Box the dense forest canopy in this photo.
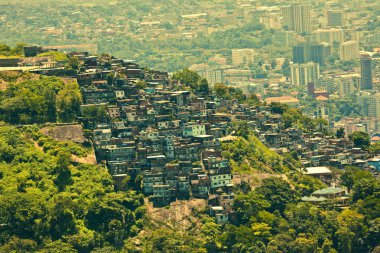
[0,125,145,252]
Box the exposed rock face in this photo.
[40,124,86,143]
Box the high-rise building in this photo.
[281,4,311,34]
[292,44,308,64]
[291,62,320,86]
[190,64,224,85]
[357,92,380,129]
[311,28,344,44]
[364,34,380,44]
[318,77,335,93]
[360,54,373,90]
[334,74,361,96]
[339,41,359,61]
[327,10,344,27]
[308,82,315,96]
[197,68,224,85]
[231,49,255,67]
[292,43,331,67]
[309,43,331,67]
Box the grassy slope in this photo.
[222,134,293,174]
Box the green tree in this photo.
[336,127,345,138]
[269,102,289,115]
[0,75,66,124]
[65,57,79,71]
[349,131,370,150]
[290,234,318,253]
[106,73,115,85]
[251,222,272,242]
[335,227,355,253]
[54,151,73,191]
[173,68,201,90]
[39,240,77,253]
[281,58,291,76]
[369,142,380,155]
[0,236,37,253]
[56,82,82,122]
[214,83,229,98]
[256,177,299,213]
[49,193,78,240]
[367,218,380,248]
[198,78,209,94]
[337,209,367,252]
[351,177,380,203]
[201,221,221,252]
[341,167,372,193]
[231,121,251,139]
[291,173,326,196]
[233,192,271,224]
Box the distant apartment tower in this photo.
[308,82,315,96]
[292,43,331,67]
[339,41,359,61]
[318,77,335,93]
[281,4,311,34]
[334,74,361,96]
[311,28,344,44]
[357,92,380,124]
[327,10,344,27]
[198,68,224,85]
[364,34,380,44]
[232,49,255,67]
[291,62,320,86]
[360,54,373,90]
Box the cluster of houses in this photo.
[68,51,237,223]
[68,50,380,222]
[261,123,369,169]
[11,48,376,223]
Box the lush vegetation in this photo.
[0,125,145,252]
[37,51,69,61]
[32,130,92,158]
[270,102,330,134]
[0,43,25,57]
[349,131,371,150]
[0,74,82,124]
[172,68,209,93]
[122,175,380,253]
[222,132,289,174]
